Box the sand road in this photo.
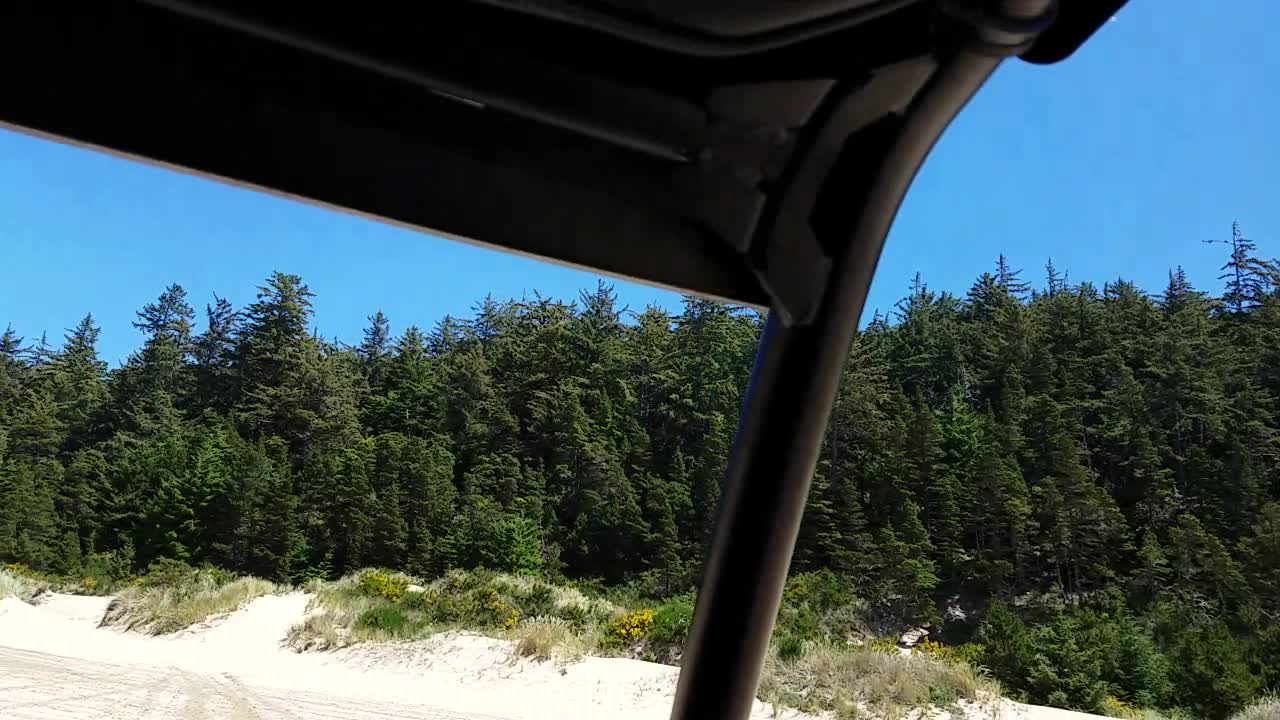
[0,593,519,720]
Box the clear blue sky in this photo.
[0,2,1275,365]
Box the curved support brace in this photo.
[668,3,1055,718]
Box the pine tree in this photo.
[365,325,443,437]
[1131,531,1169,605]
[59,447,108,558]
[1165,514,1247,610]
[1044,258,1066,297]
[1024,396,1129,595]
[130,284,194,396]
[6,381,65,461]
[933,392,979,582]
[0,456,62,569]
[1238,502,1280,616]
[193,294,239,413]
[231,437,298,581]
[1210,221,1275,314]
[366,433,409,568]
[633,471,685,591]
[996,254,1032,300]
[0,326,26,425]
[188,422,238,565]
[399,435,456,576]
[52,314,107,451]
[870,499,938,621]
[892,274,966,405]
[358,310,392,391]
[667,297,756,537]
[135,434,197,564]
[234,272,318,450]
[110,286,198,439]
[969,411,1031,593]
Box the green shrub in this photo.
[613,567,693,601]
[776,570,868,648]
[443,567,495,594]
[558,601,591,631]
[776,604,821,646]
[425,591,466,624]
[358,606,407,633]
[979,601,1178,715]
[80,546,132,583]
[652,594,695,645]
[1108,618,1172,709]
[141,557,197,587]
[399,587,434,612]
[978,601,1034,699]
[69,561,134,595]
[1101,696,1195,720]
[928,684,961,706]
[1022,621,1109,713]
[783,569,860,611]
[565,576,607,598]
[468,586,520,629]
[1167,622,1261,720]
[517,582,558,618]
[775,632,806,662]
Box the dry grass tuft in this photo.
[287,606,362,651]
[0,567,48,602]
[286,576,380,650]
[101,574,282,634]
[511,616,587,662]
[758,644,1000,719]
[1232,697,1280,720]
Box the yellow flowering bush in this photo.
[4,563,38,578]
[913,638,985,668]
[914,638,945,656]
[865,635,901,653]
[1106,695,1136,712]
[608,608,656,643]
[358,570,409,602]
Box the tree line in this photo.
[1,223,1278,714]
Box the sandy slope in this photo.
[0,593,802,719]
[0,592,1107,720]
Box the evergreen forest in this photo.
[2,224,1278,717]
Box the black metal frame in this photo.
[0,1,1121,717]
[671,40,1015,718]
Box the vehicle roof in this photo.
[1,0,1119,324]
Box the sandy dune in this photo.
[0,592,1107,720]
[0,593,802,719]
